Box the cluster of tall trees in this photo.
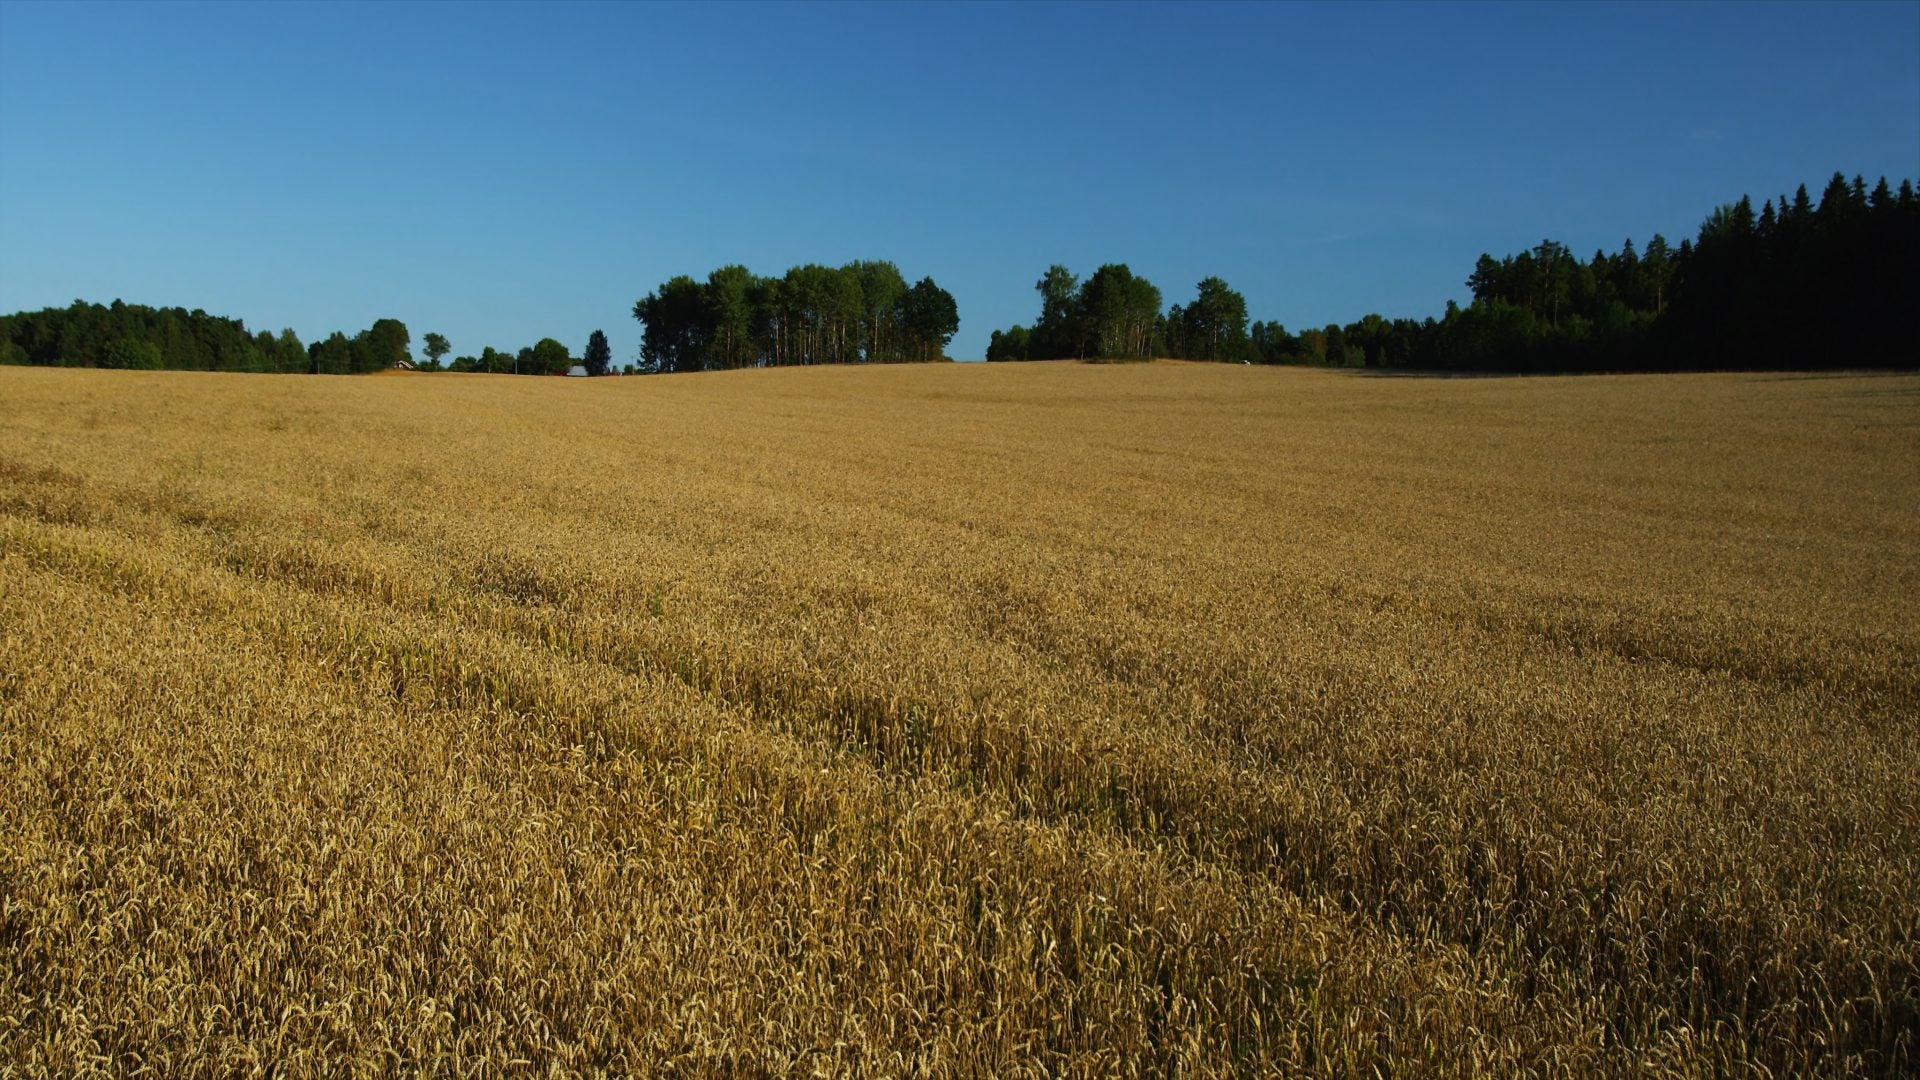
[632,261,959,373]
[988,267,1255,362]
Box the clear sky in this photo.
[2,1,1916,363]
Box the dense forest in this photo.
[631,261,959,372]
[0,300,609,378]
[3,172,1911,375]
[0,300,317,373]
[0,300,418,375]
[987,170,1918,371]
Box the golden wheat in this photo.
[1,362,1915,1076]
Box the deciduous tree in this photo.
[422,332,450,369]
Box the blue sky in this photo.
[2,1,1915,363]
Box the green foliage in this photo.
[583,330,611,377]
[632,261,959,372]
[422,332,451,370]
[306,333,347,374]
[437,336,577,376]
[634,276,709,374]
[1005,266,1267,363]
[1168,277,1251,361]
[529,338,572,376]
[1077,265,1161,360]
[986,325,1031,362]
[304,319,414,374]
[0,300,613,380]
[11,168,1910,380]
[983,170,1911,373]
[101,337,164,369]
[1008,264,1160,361]
[1432,169,1918,370]
[1028,265,1085,359]
[1249,320,1305,364]
[361,319,411,371]
[901,277,960,361]
[850,260,908,363]
[0,299,311,372]
[705,265,755,369]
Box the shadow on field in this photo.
[1340,367,1920,380]
[1340,369,1573,379]
[1749,369,1920,381]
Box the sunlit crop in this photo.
[3,362,1915,1075]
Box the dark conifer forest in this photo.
[989,171,1917,371]
[3,171,1913,373]
[1406,171,1919,372]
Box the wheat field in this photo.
[1,362,1915,1076]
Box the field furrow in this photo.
[3,363,1916,1075]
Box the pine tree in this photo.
[1791,184,1814,223]
[1818,172,1852,220]
[583,330,611,377]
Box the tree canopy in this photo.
[991,267,1250,362]
[632,261,959,373]
[583,330,612,377]
[0,300,315,373]
[421,332,451,370]
[443,336,579,376]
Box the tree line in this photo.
[1387,171,1917,371]
[986,170,1916,371]
[443,336,574,376]
[0,300,425,375]
[5,171,1911,375]
[0,299,628,378]
[0,300,319,372]
[632,261,959,373]
[427,329,620,375]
